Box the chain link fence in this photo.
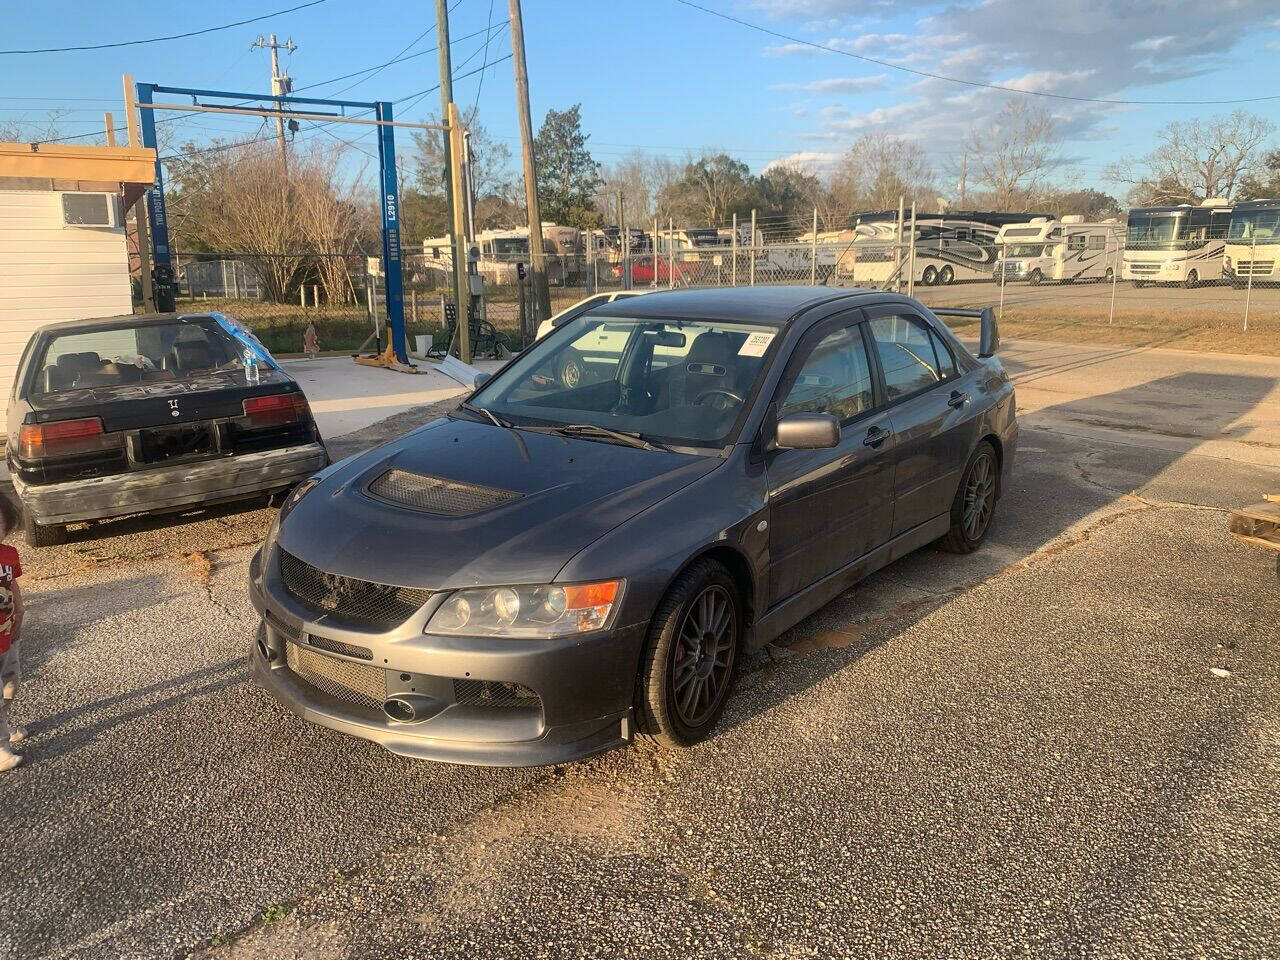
[166,234,1280,361]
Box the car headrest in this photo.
[55,352,105,378]
[167,340,216,371]
[685,332,734,377]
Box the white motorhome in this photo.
[421,227,574,285]
[993,216,1123,284]
[836,210,1051,286]
[1122,199,1231,287]
[1223,198,1280,285]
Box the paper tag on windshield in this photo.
[738,332,775,357]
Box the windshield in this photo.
[1228,209,1280,241]
[489,237,528,256]
[468,313,780,448]
[1126,214,1181,248]
[31,318,250,394]
[1005,244,1046,257]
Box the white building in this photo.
[0,142,155,398]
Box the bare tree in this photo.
[1108,110,1276,204]
[293,145,376,304]
[829,133,934,214]
[962,100,1060,211]
[168,140,326,301]
[658,153,754,226]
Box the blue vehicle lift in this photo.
[130,82,453,370]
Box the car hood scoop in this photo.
[279,417,719,589]
[367,468,522,515]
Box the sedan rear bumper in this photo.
[14,441,328,525]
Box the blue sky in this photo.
[3,0,1280,196]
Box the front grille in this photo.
[306,634,373,661]
[1129,263,1161,275]
[1237,259,1275,276]
[453,678,541,709]
[278,550,432,626]
[286,641,387,710]
[367,468,521,516]
[264,607,300,641]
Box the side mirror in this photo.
[472,371,492,389]
[978,306,1000,358]
[774,412,840,450]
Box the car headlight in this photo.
[426,580,623,637]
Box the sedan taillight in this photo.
[18,417,108,459]
[242,393,309,427]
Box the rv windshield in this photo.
[490,238,529,256]
[1126,214,1181,248]
[1005,244,1045,257]
[1228,209,1280,241]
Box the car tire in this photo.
[635,558,741,748]
[1184,270,1199,289]
[938,265,955,285]
[557,349,585,389]
[938,440,999,555]
[922,265,938,286]
[1027,269,1043,286]
[1104,267,1114,282]
[23,510,68,548]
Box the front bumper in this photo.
[13,441,328,526]
[248,548,647,766]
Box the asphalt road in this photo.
[3,339,1278,960]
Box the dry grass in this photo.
[946,305,1280,357]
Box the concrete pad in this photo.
[277,357,464,437]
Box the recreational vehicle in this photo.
[1224,198,1280,285]
[993,216,1123,284]
[421,228,574,285]
[1122,199,1231,287]
[836,210,1051,286]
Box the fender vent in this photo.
[368,469,521,516]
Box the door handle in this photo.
[947,390,971,408]
[863,426,890,447]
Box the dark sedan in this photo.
[8,312,328,546]
[250,286,1016,765]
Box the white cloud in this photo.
[763,150,843,178]
[758,0,1278,159]
[773,74,888,94]
[763,42,823,57]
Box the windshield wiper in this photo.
[549,423,666,450]
[459,401,512,429]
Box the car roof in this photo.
[590,285,890,327]
[31,311,224,336]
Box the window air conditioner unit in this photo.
[61,192,121,228]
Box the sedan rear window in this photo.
[31,319,248,394]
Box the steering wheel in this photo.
[693,388,744,411]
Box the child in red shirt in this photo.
[0,495,25,772]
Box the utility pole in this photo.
[508,0,552,323]
[251,34,296,165]
[435,0,469,354]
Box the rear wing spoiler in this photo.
[929,306,999,358]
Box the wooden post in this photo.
[447,102,471,363]
[509,0,552,323]
[104,112,116,147]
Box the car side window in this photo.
[868,315,951,400]
[1068,234,1086,251]
[780,324,875,422]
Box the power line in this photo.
[673,0,1280,106]
[0,0,329,56]
[471,0,497,118]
